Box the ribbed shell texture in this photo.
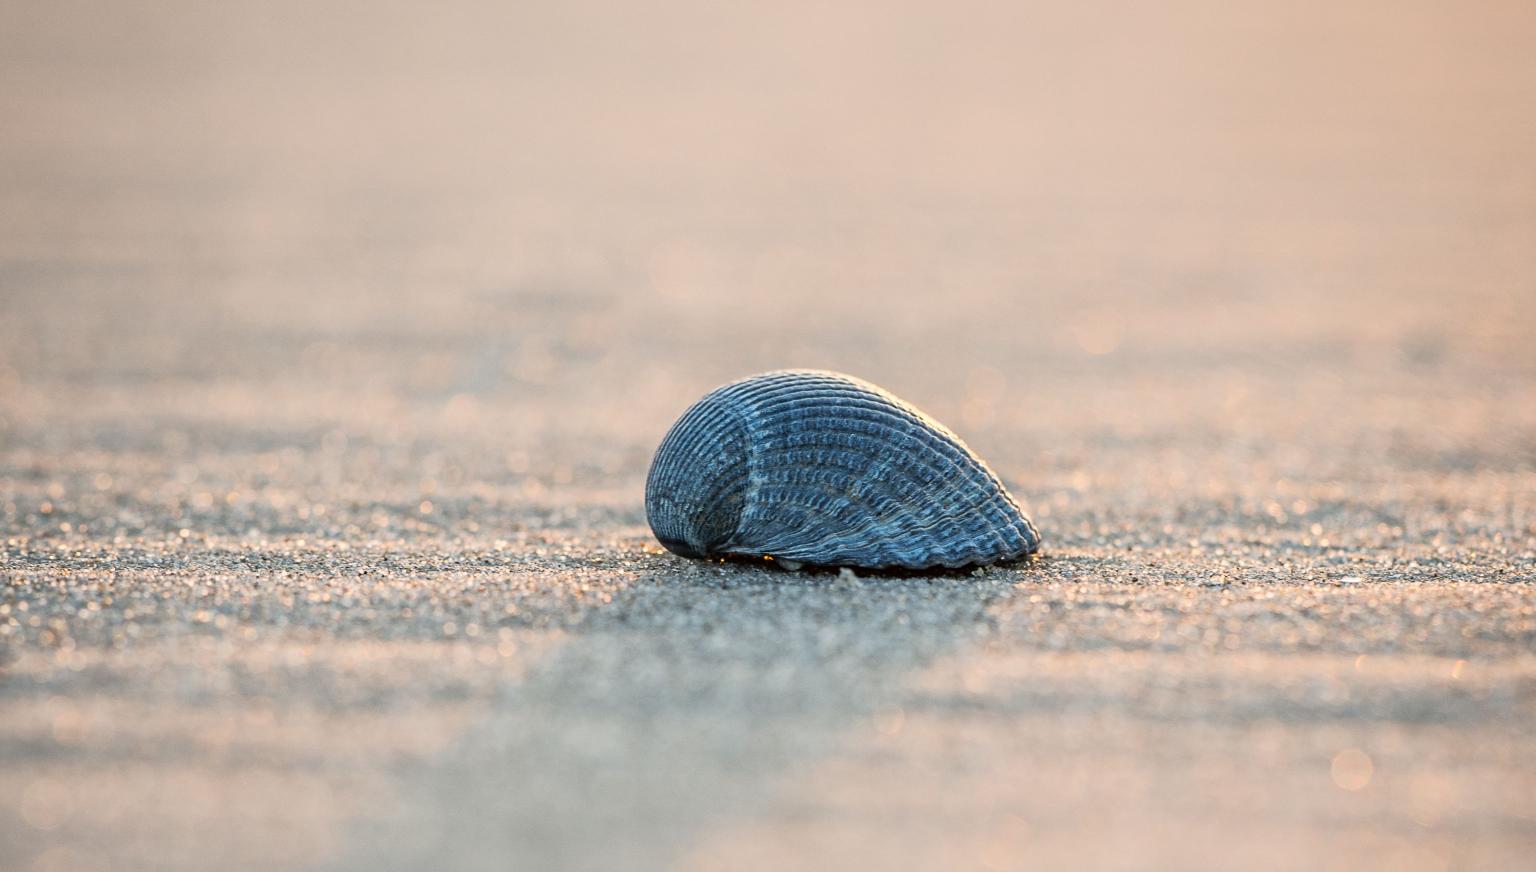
[646,370,1040,569]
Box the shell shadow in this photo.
[330,549,1042,872]
[709,551,1049,580]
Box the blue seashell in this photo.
[645,370,1040,570]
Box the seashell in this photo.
[645,370,1040,570]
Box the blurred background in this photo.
[2,2,1535,870]
[5,0,1533,474]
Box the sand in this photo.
[3,2,1535,870]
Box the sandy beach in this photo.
[3,2,1535,869]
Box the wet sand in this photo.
[3,2,1535,870]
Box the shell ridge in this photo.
[733,437,1019,565]
[645,391,753,555]
[727,379,1030,565]
[727,406,959,560]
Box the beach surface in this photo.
[3,3,1535,870]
